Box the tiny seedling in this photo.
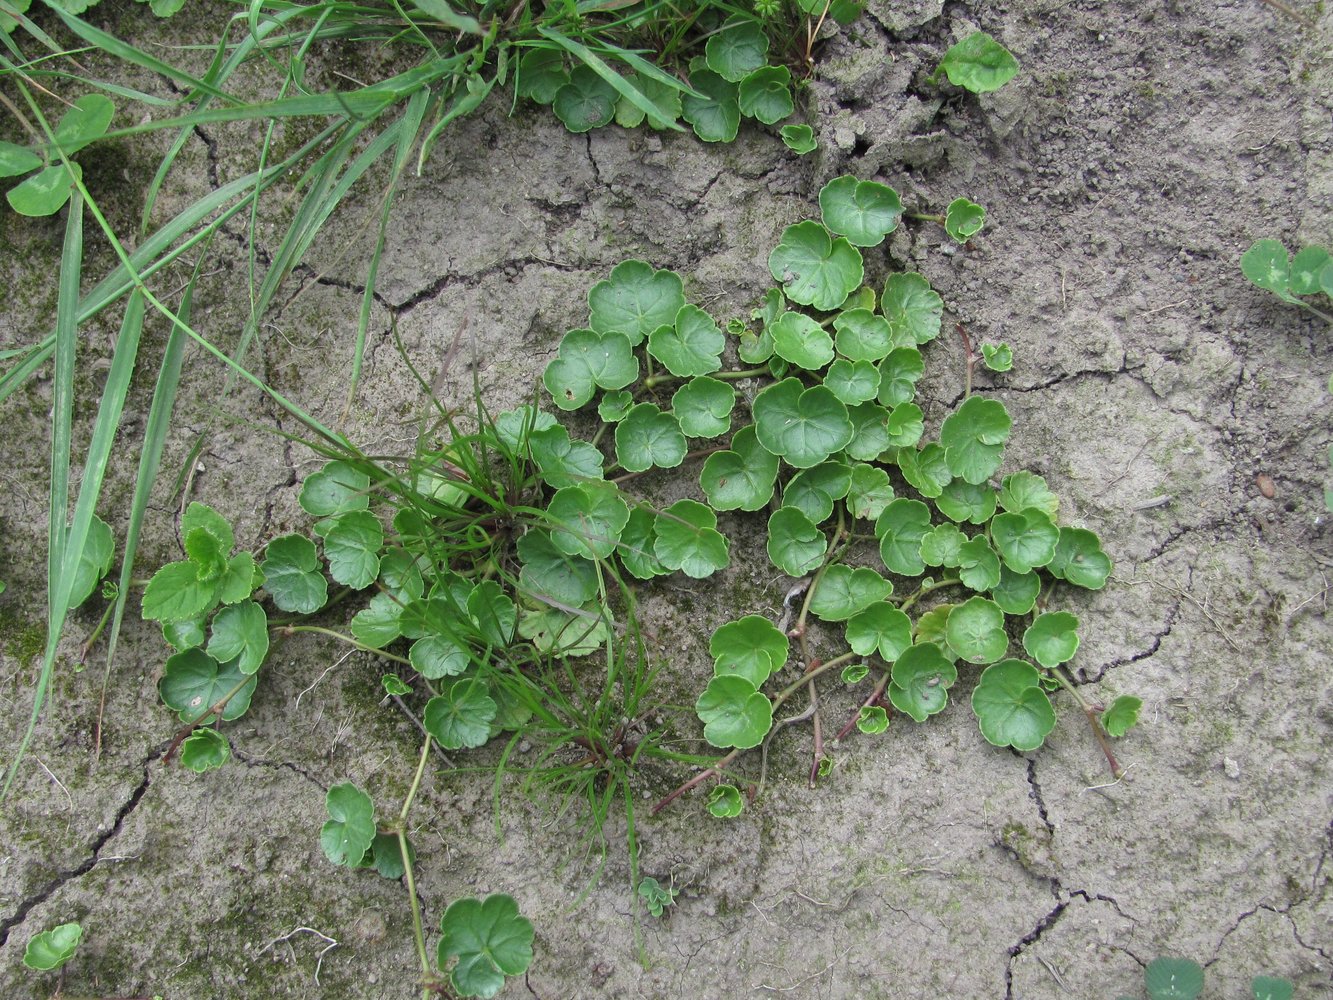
[637,876,680,917]
[1115,956,1294,1000]
[22,921,83,972]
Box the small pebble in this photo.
[1255,473,1276,499]
[1223,757,1241,779]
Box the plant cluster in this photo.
[1116,957,1293,1000]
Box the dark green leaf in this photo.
[588,259,686,345]
[321,782,375,867]
[615,403,687,472]
[944,596,1008,664]
[548,483,630,560]
[206,600,268,675]
[834,308,892,362]
[711,614,789,686]
[1144,957,1204,1000]
[516,48,569,104]
[971,659,1055,751]
[159,647,256,723]
[672,376,735,438]
[437,894,535,999]
[767,506,827,576]
[875,498,931,576]
[889,643,957,721]
[845,603,912,660]
[819,176,903,247]
[648,304,724,376]
[738,65,794,123]
[769,221,864,311]
[752,378,853,469]
[940,396,1011,484]
[425,678,497,750]
[681,69,740,142]
[809,564,892,621]
[261,534,328,614]
[7,162,80,217]
[700,424,779,510]
[552,65,618,132]
[299,460,370,516]
[653,499,730,578]
[771,310,834,370]
[705,18,769,82]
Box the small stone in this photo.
[1223,757,1240,779]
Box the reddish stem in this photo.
[835,673,890,741]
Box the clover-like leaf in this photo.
[321,510,383,589]
[819,176,903,248]
[300,460,370,516]
[207,600,269,675]
[159,648,258,723]
[707,783,745,818]
[649,304,725,376]
[752,377,853,468]
[544,328,639,409]
[180,728,231,772]
[425,678,497,750]
[705,18,769,82]
[0,140,41,178]
[769,221,864,311]
[617,505,669,580]
[700,424,779,511]
[847,463,895,520]
[738,65,794,124]
[780,123,817,153]
[944,197,986,243]
[937,31,1021,93]
[1289,246,1331,295]
[991,507,1059,574]
[809,565,892,622]
[696,674,773,749]
[833,308,892,362]
[783,461,851,523]
[936,480,997,524]
[971,659,1055,751]
[940,395,1011,484]
[767,506,827,576]
[588,260,686,345]
[615,403,687,473]
[682,68,740,142]
[711,614,789,686]
[1240,239,1293,297]
[945,596,1008,664]
[516,48,568,104]
[845,602,912,660]
[882,273,943,346]
[875,498,931,576]
[653,499,729,578]
[771,311,834,370]
[958,536,1002,591]
[529,424,605,488]
[1144,957,1205,1000]
[877,346,924,407]
[548,483,630,560]
[998,471,1059,518]
[991,565,1041,615]
[1047,527,1112,590]
[437,894,534,999]
[22,923,83,972]
[982,342,1013,372]
[552,65,618,132]
[889,643,957,721]
[826,360,881,406]
[51,93,115,155]
[1101,695,1142,738]
[517,528,598,606]
[7,162,80,217]
[672,376,735,438]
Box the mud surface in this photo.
[1,1,1331,997]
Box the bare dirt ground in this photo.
[1,0,1331,997]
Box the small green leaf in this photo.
[672,376,735,438]
[69,514,114,608]
[467,580,516,646]
[700,424,779,511]
[516,48,569,104]
[991,565,1041,615]
[783,460,852,523]
[597,390,634,423]
[771,310,835,370]
[382,674,412,697]
[845,603,912,660]
[991,507,1060,574]
[637,876,679,916]
[945,596,1009,664]
[425,678,497,750]
[262,534,328,614]
[847,462,895,520]
[517,529,598,606]
[22,923,83,972]
[877,346,924,408]
[937,31,1021,93]
[752,377,853,468]
[936,480,997,524]
[711,614,789,686]
[321,510,383,589]
[681,69,740,142]
[896,442,952,497]
[971,659,1055,751]
[940,396,1012,485]
[0,140,41,178]
[180,728,231,773]
[159,648,257,723]
[842,662,870,683]
[409,635,471,679]
[300,461,370,516]
[998,471,1059,518]
[1144,957,1204,1000]
[944,197,986,243]
[544,328,639,410]
[368,831,415,880]
[492,405,557,450]
[696,674,773,749]
[982,342,1013,371]
[615,403,687,472]
[7,162,80,217]
[920,523,966,568]
[618,506,669,579]
[875,498,931,576]
[819,176,903,247]
[1101,695,1142,738]
[163,617,206,651]
[707,783,745,817]
[207,600,269,675]
[767,506,827,576]
[437,895,535,1000]
[1240,239,1292,297]
[350,592,403,648]
[834,308,893,362]
[517,605,608,657]
[552,65,618,132]
[142,560,218,623]
[1289,246,1331,295]
[588,259,686,345]
[649,304,725,376]
[1047,527,1112,590]
[889,643,957,721]
[844,403,892,462]
[218,551,261,605]
[809,564,892,622]
[780,123,817,153]
[614,73,682,130]
[957,536,1002,591]
[884,402,924,449]
[825,359,881,406]
[653,499,730,578]
[1023,611,1079,668]
[705,18,769,82]
[857,706,889,734]
[529,425,605,488]
[769,221,864,312]
[738,65,794,124]
[548,483,630,560]
[882,273,943,346]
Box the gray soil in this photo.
[1,0,1331,997]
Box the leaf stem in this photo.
[641,366,767,389]
[397,735,436,999]
[1045,668,1124,779]
[907,212,945,224]
[834,670,889,742]
[898,576,960,615]
[281,625,412,665]
[1298,299,1333,324]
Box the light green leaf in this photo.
[649,304,725,375]
[262,534,328,614]
[180,729,231,773]
[937,31,1021,93]
[69,514,114,608]
[299,460,370,516]
[944,197,986,242]
[1023,611,1079,668]
[784,461,852,524]
[7,162,80,217]
[218,552,261,605]
[895,443,952,498]
[467,581,516,647]
[771,310,834,370]
[707,783,745,817]
[711,614,789,686]
[529,425,605,488]
[696,674,773,749]
[982,342,1013,371]
[857,706,890,734]
[738,65,794,124]
[672,376,735,438]
[22,923,83,972]
[991,507,1059,573]
[940,395,1011,484]
[780,123,817,153]
[920,523,966,568]
[162,617,206,652]
[653,499,730,578]
[350,592,403,648]
[425,678,497,750]
[588,259,686,345]
[320,782,375,867]
[809,564,892,621]
[884,402,924,449]
[517,605,608,657]
[944,596,1008,664]
[142,560,218,623]
[0,140,41,178]
[492,405,557,450]
[1144,958,1204,1000]
[889,643,957,721]
[752,377,853,468]
[615,403,687,472]
[207,600,268,675]
[1240,239,1292,297]
[437,895,535,1000]
[847,463,895,520]
[1047,527,1112,590]
[845,402,893,461]
[321,510,383,589]
[971,659,1055,751]
[1101,695,1142,738]
[767,506,827,576]
[875,498,931,576]
[1251,976,1294,1000]
[819,176,903,247]
[998,471,1059,518]
[825,359,881,405]
[833,308,892,362]
[597,390,634,423]
[769,221,864,311]
[700,424,779,511]
[882,273,943,346]
[615,73,682,130]
[845,603,912,660]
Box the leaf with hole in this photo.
[1101,695,1142,738]
[711,614,789,686]
[207,600,268,675]
[889,643,957,721]
[752,378,853,469]
[425,678,497,750]
[615,403,687,473]
[944,198,986,242]
[819,176,903,247]
[22,923,83,972]
[940,396,1011,484]
[707,783,745,818]
[588,260,686,345]
[783,460,851,523]
[1047,527,1112,590]
[159,647,257,723]
[937,31,1020,93]
[771,311,834,370]
[696,674,773,749]
[672,376,735,438]
[767,506,827,576]
[1144,957,1204,1000]
[738,65,794,124]
[875,498,932,576]
[700,424,779,511]
[653,499,730,578]
[780,123,817,153]
[548,483,630,560]
[809,564,892,621]
[180,728,231,773]
[544,328,639,410]
[845,603,912,660]
[945,596,1008,664]
[847,463,895,520]
[552,66,619,132]
[437,894,534,999]
[971,659,1055,751]
[705,18,769,82]
[769,222,864,312]
[882,273,943,346]
[681,69,740,142]
[261,534,328,614]
[649,304,725,376]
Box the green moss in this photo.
[0,606,46,668]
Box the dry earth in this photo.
[1,0,1331,998]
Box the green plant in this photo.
[22,921,83,973]
[1115,956,1293,1000]
[933,30,1021,94]
[636,876,679,917]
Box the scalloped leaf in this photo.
[615,403,687,472]
[711,614,789,686]
[653,499,730,578]
[819,176,903,247]
[769,221,864,311]
[971,659,1055,751]
[767,506,827,576]
[696,674,773,749]
[752,377,853,469]
[944,596,1008,664]
[889,643,957,722]
[588,260,686,345]
[700,424,779,511]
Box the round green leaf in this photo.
[696,674,773,749]
[847,462,895,520]
[1240,239,1291,296]
[825,359,881,405]
[845,402,893,461]
[769,221,864,311]
[22,923,83,972]
[752,377,853,468]
[896,442,952,497]
[937,31,1021,93]
[874,498,931,577]
[819,176,903,247]
[889,643,958,721]
[940,395,1012,484]
[7,162,80,217]
[1144,957,1205,1000]
[672,376,735,438]
[543,327,639,410]
[1023,611,1080,668]
[856,705,889,734]
[845,603,912,660]
[207,600,268,675]
[492,405,557,450]
[320,782,375,867]
[528,425,605,488]
[834,308,893,362]
[809,564,892,622]
[945,596,1009,664]
[700,424,779,510]
[882,273,943,346]
[516,48,568,103]
[615,403,687,472]
[163,617,206,652]
[705,18,769,82]
[52,93,115,154]
[179,728,231,772]
[653,499,730,578]
[738,65,794,124]
[425,678,497,750]
[998,471,1059,518]
[783,460,852,523]
[517,528,598,606]
[944,197,986,242]
[682,68,740,142]
[552,66,618,132]
[321,510,383,589]
[437,894,535,999]
[885,402,924,449]
[936,480,997,524]
[597,390,634,423]
[300,460,370,516]
[991,507,1059,573]
[409,635,471,679]
[1048,527,1112,590]
[617,506,668,579]
[991,565,1041,615]
[548,483,630,560]
[767,506,827,576]
[780,123,817,153]
[920,523,966,568]
[1101,695,1142,738]
[261,534,328,613]
[350,591,403,648]
[648,304,725,376]
[518,605,608,658]
[707,783,745,818]
[971,659,1055,751]
[588,260,686,345]
[159,647,257,723]
[958,536,1002,592]
[982,342,1013,371]
[842,661,870,683]
[711,614,789,686]
[771,310,835,370]
[1288,246,1331,295]
[877,346,924,407]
